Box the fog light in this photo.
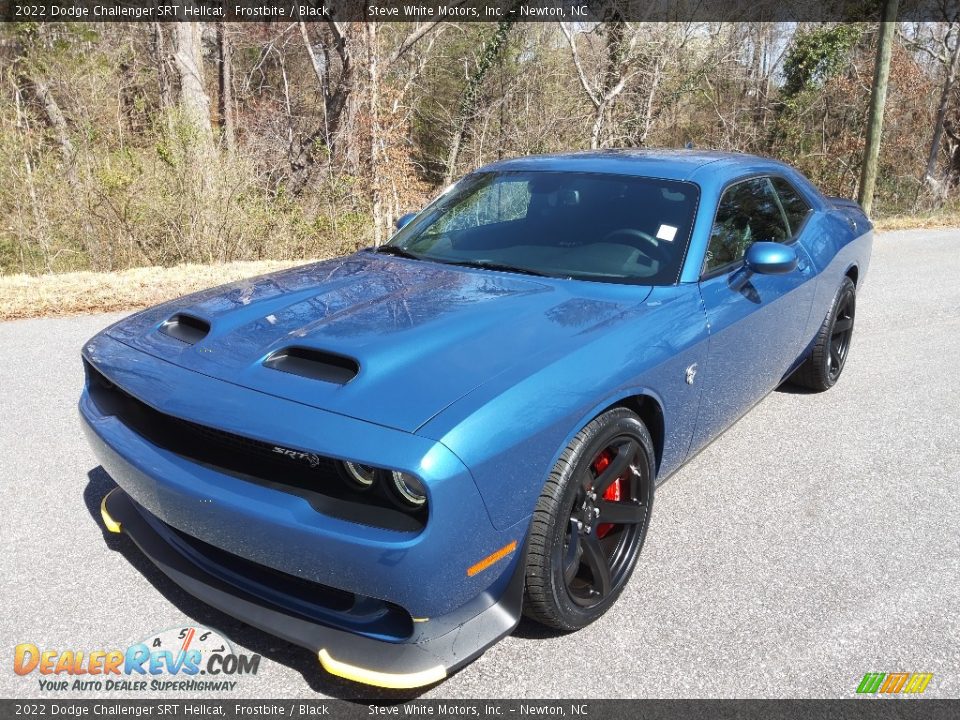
[341,461,376,489]
[391,471,426,508]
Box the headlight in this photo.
[341,461,376,489]
[390,471,427,508]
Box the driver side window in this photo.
[704,177,789,274]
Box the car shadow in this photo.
[83,467,437,703]
[774,382,819,395]
[510,618,568,640]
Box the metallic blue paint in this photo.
[395,211,418,230]
[745,242,799,275]
[79,149,872,682]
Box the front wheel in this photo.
[791,276,857,391]
[523,407,655,631]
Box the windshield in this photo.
[386,171,699,285]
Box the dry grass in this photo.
[1,210,958,322]
[873,210,960,231]
[0,259,313,321]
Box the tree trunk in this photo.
[217,22,235,154]
[171,20,213,146]
[289,22,356,194]
[562,20,633,151]
[590,103,607,149]
[298,20,330,144]
[152,22,174,123]
[366,22,385,246]
[857,0,899,217]
[30,77,74,164]
[638,58,661,145]
[943,119,960,187]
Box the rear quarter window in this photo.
[771,177,812,237]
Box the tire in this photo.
[523,407,655,631]
[791,276,857,392]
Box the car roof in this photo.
[475,148,792,184]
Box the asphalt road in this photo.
[1,229,958,700]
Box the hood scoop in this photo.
[263,346,359,385]
[159,313,211,345]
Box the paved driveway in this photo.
[1,229,957,699]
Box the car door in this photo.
[689,176,816,454]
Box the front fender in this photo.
[421,286,709,529]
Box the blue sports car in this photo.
[81,150,871,689]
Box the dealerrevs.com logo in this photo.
[14,626,261,692]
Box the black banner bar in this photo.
[2,699,960,720]
[0,0,958,23]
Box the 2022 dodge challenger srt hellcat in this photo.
[81,150,871,689]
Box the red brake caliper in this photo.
[592,449,621,539]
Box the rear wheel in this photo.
[523,407,655,631]
[791,276,856,392]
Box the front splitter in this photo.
[100,487,526,689]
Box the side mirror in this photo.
[744,242,798,275]
[395,212,418,231]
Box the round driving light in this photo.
[341,461,377,489]
[391,471,427,508]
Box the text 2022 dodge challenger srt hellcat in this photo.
[81,150,871,689]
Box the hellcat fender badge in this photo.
[685,363,698,385]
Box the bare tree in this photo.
[291,20,443,195]
[29,77,74,164]
[171,20,213,145]
[561,20,640,148]
[151,22,175,120]
[444,19,515,184]
[903,20,960,195]
[859,1,899,216]
[217,22,235,154]
[367,22,385,244]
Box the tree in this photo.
[561,18,639,149]
[905,20,960,195]
[217,22,235,154]
[858,0,900,216]
[171,20,213,146]
[444,18,515,184]
[291,20,442,196]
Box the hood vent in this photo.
[159,313,211,345]
[264,346,359,385]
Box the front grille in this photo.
[84,360,425,532]
[181,417,340,476]
[159,518,413,641]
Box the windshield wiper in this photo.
[436,259,552,278]
[369,245,422,260]
[371,247,552,277]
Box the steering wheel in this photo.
[601,228,669,264]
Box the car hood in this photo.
[106,253,652,432]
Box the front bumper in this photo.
[101,488,524,688]
[80,332,528,687]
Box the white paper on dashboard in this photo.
[656,224,678,242]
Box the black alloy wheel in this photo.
[791,276,857,391]
[524,407,655,631]
[827,287,855,383]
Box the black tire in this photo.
[791,276,857,392]
[523,407,655,631]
